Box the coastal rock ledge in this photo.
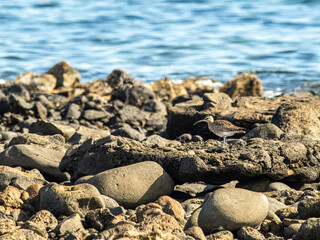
[1,62,320,239]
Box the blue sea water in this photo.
[0,0,320,96]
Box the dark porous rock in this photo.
[14,72,57,94]
[111,124,146,141]
[142,99,167,114]
[85,208,124,232]
[198,188,269,233]
[0,229,46,240]
[285,223,301,239]
[39,183,105,218]
[237,226,266,240]
[275,207,299,220]
[107,69,156,107]
[54,213,84,237]
[29,120,75,140]
[271,98,320,140]
[135,203,185,238]
[220,73,263,99]
[61,132,320,185]
[167,95,288,139]
[83,161,174,208]
[242,123,284,140]
[22,210,58,238]
[0,144,68,182]
[8,133,66,150]
[206,230,234,240]
[47,61,80,88]
[0,91,11,115]
[0,165,47,191]
[264,189,315,206]
[298,197,320,219]
[293,218,320,240]
[9,94,34,112]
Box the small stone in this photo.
[35,101,47,120]
[54,213,84,236]
[83,109,111,121]
[206,230,234,240]
[111,124,145,141]
[243,123,283,140]
[185,226,206,240]
[267,197,287,213]
[198,188,269,233]
[275,207,299,220]
[156,195,185,224]
[14,72,57,93]
[0,229,46,240]
[285,223,301,239]
[1,131,18,141]
[64,103,81,120]
[237,226,266,240]
[0,218,17,235]
[268,182,291,192]
[0,186,23,208]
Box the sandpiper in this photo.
[194,115,246,148]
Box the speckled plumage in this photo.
[194,115,245,148]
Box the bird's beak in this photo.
[193,119,207,126]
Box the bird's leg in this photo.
[221,136,226,149]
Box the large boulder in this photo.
[47,61,80,88]
[198,188,269,233]
[0,144,68,182]
[39,183,106,217]
[271,99,320,140]
[14,72,57,94]
[82,161,175,208]
[220,73,263,99]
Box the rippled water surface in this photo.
[1,0,320,95]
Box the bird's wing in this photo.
[215,120,245,131]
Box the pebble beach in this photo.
[0,61,320,239]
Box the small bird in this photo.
[194,115,246,148]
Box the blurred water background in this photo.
[0,0,320,96]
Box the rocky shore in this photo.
[0,61,320,239]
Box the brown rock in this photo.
[156,195,185,224]
[0,186,23,208]
[220,73,263,98]
[22,210,58,238]
[47,61,80,88]
[271,99,320,140]
[14,72,57,94]
[0,219,17,235]
[206,230,234,240]
[151,77,187,101]
[0,229,46,240]
[237,226,266,240]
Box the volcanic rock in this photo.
[220,73,263,98]
[47,61,80,88]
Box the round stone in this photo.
[198,188,269,233]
